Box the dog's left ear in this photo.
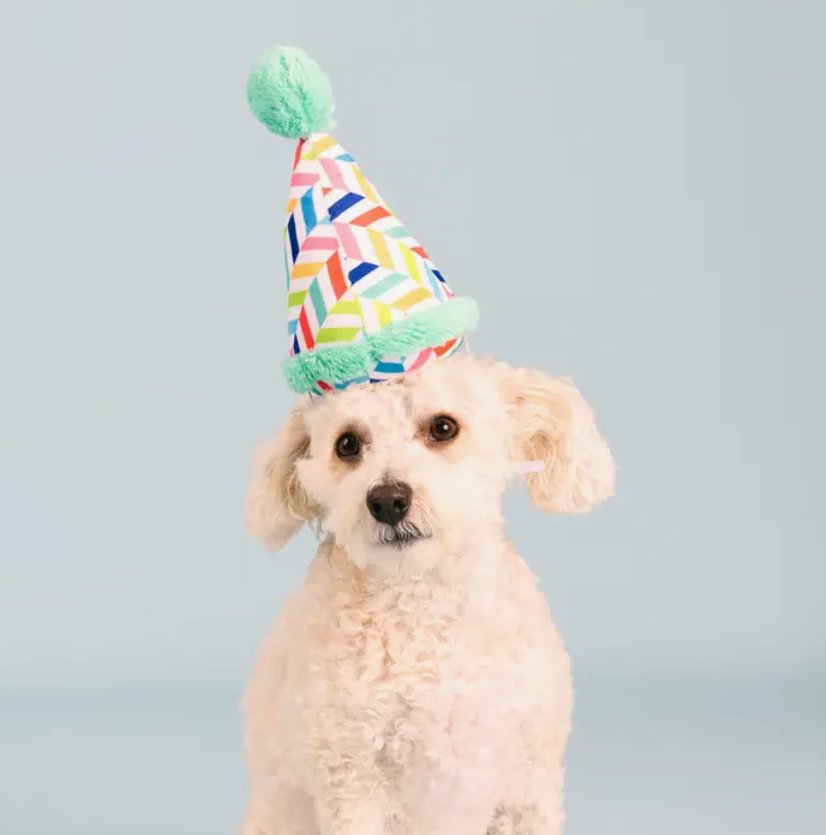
[500,366,615,513]
[244,405,319,550]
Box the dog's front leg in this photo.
[315,799,385,835]
[312,736,386,835]
[487,767,564,835]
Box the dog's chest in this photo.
[322,580,539,773]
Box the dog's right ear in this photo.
[244,405,318,550]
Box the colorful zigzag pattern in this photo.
[283,132,463,394]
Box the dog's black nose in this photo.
[366,482,412,526]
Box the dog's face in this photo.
[245,355,615,568]
[292,357,516,566]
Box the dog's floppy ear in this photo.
[244,405,318,550]
[501,366,615,514]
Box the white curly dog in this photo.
[240,354,614,835]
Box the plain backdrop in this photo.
[1,1,823,833]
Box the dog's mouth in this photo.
[374,522,431,549]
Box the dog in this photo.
[239,353,614,835]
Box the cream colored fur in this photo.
[240,355,614,835]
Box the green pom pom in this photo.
[247,46,335,139]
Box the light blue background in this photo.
[1,1,823,833]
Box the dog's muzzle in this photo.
[366,481,431,548]
[374,521,430,549]
[366,481,412,527]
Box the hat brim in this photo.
[281,297,479,394]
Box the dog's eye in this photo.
[429,415,460,443]
[334,432,361,461]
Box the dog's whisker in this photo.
[373,519,432,548]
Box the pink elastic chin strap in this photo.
[512,460,544,476]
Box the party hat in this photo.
[247,46,478,395]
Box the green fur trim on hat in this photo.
[282,297,479,393]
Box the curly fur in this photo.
[240,355,614,835]
[244,406,318,550]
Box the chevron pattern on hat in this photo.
[281,132,476,394]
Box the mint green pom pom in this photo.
[247,46,335,139]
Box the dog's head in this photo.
[245,355,614,567]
